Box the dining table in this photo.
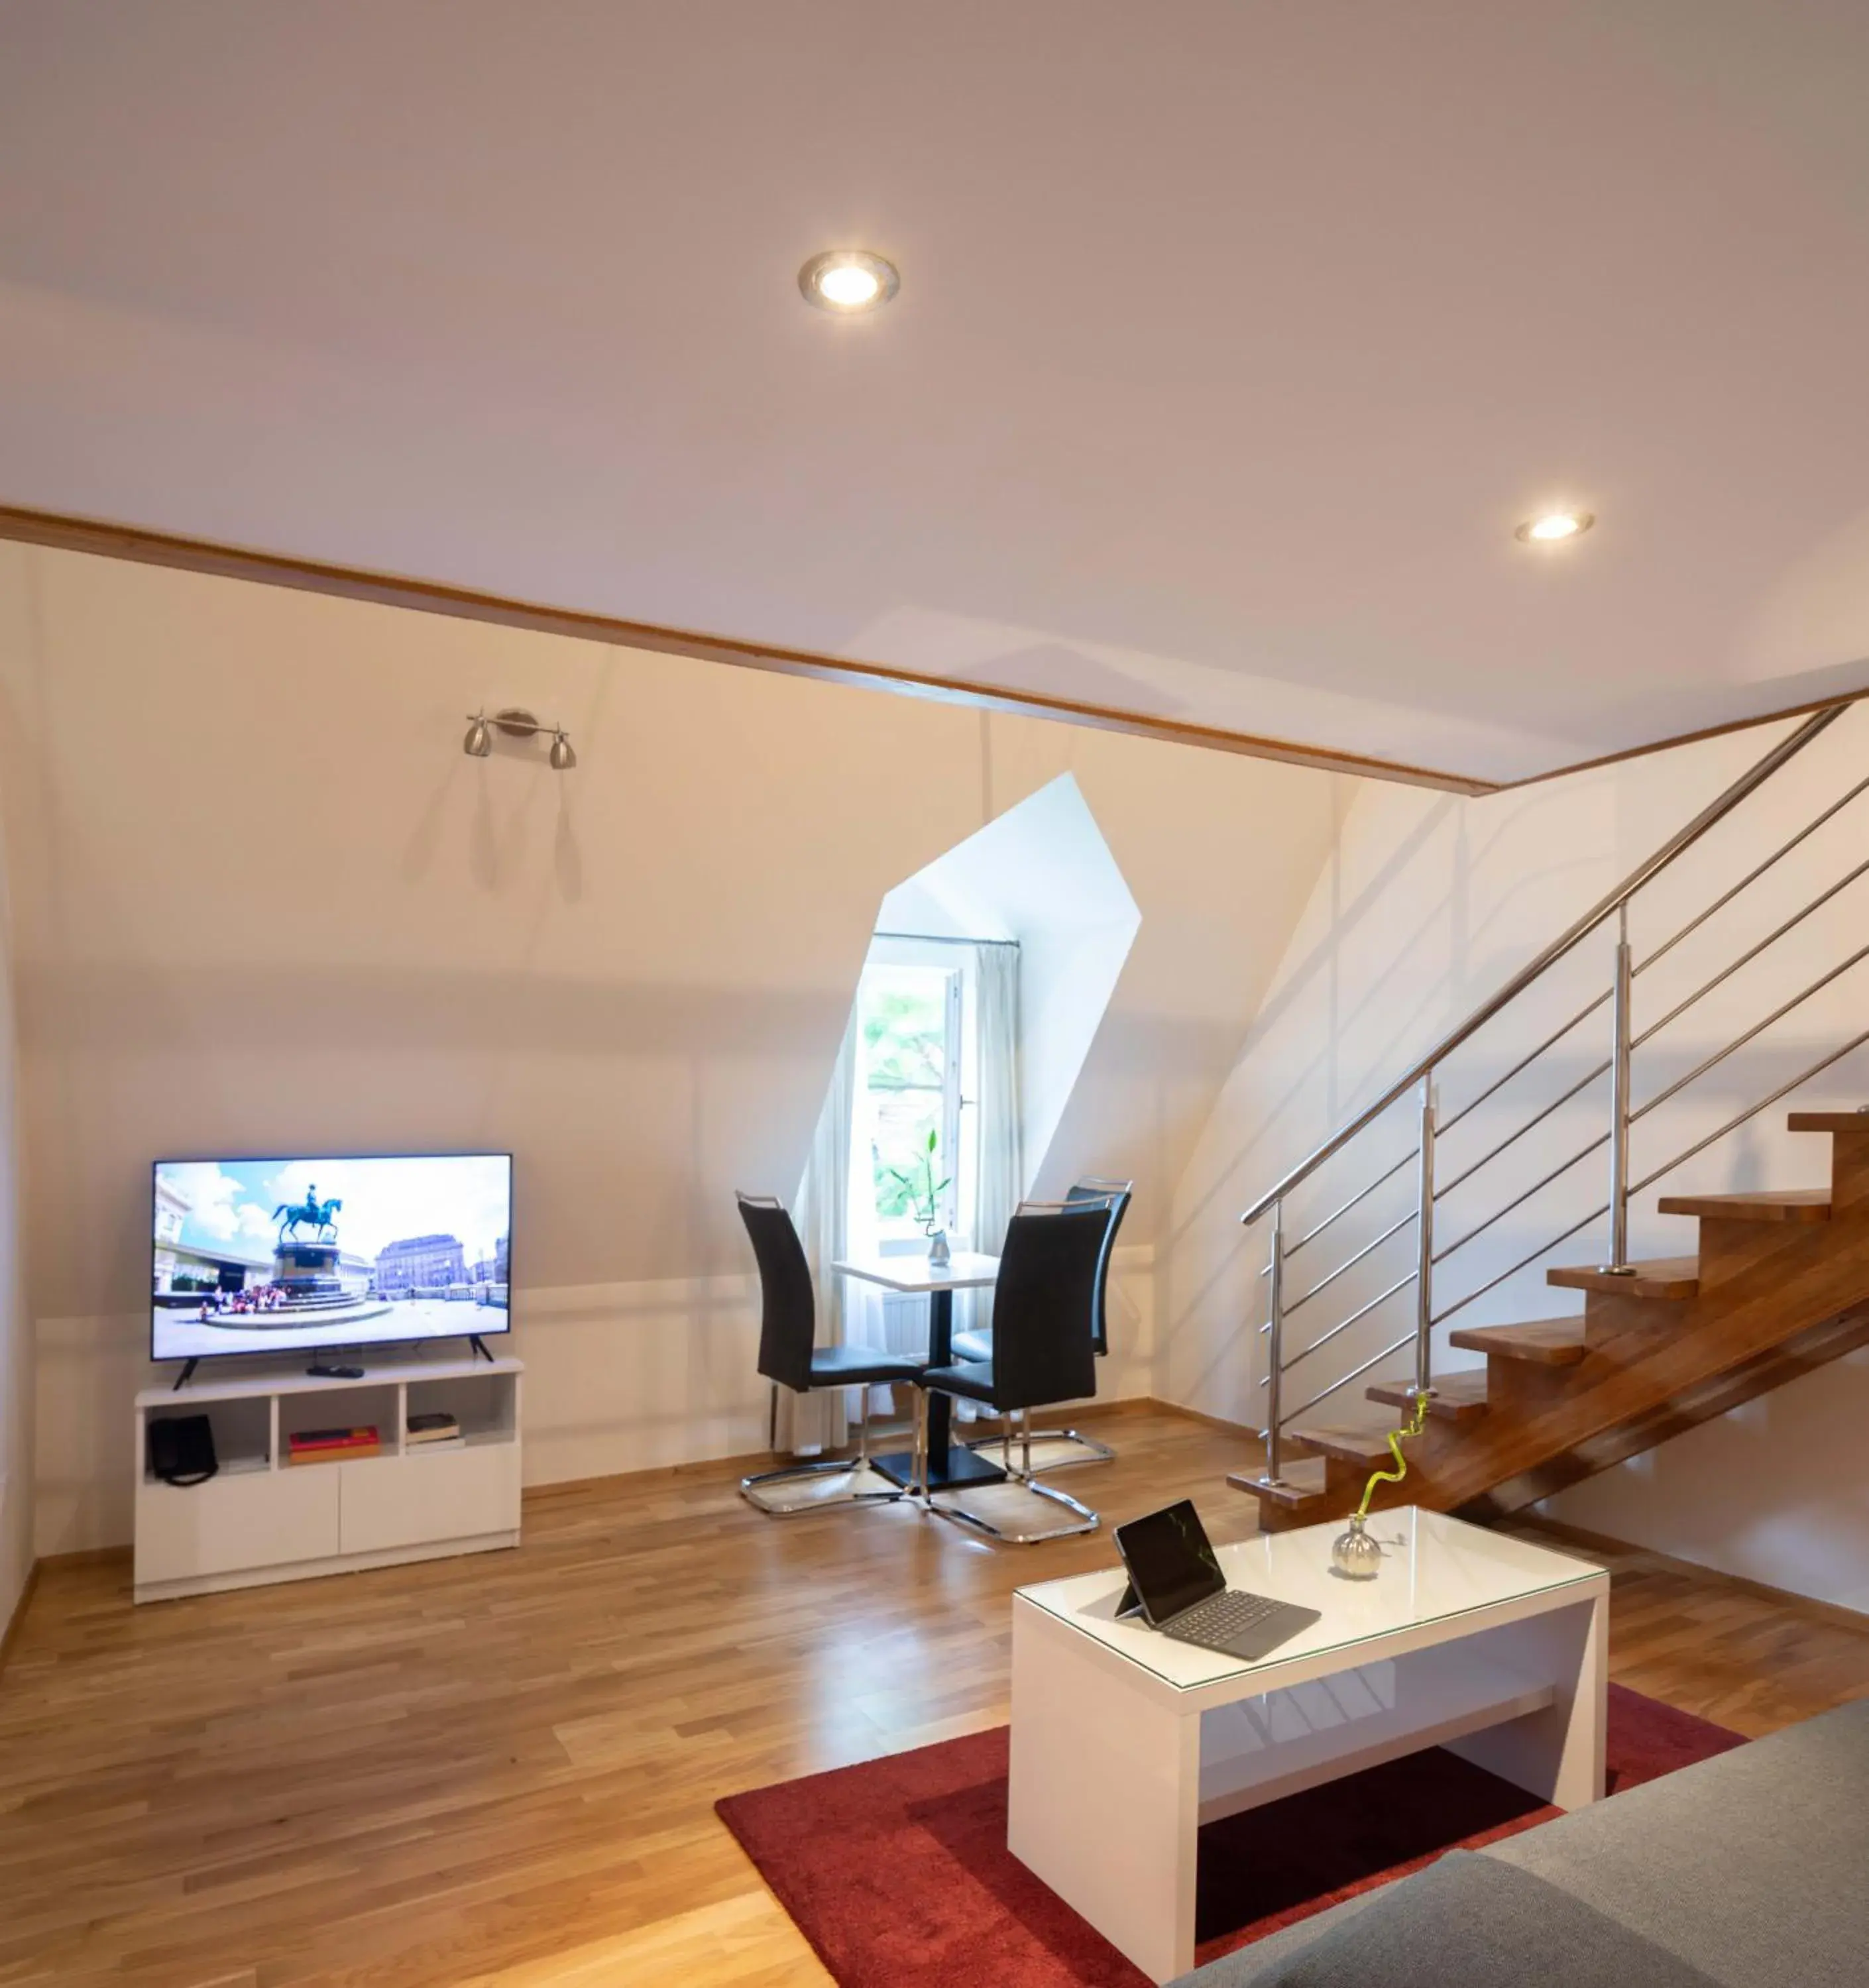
[830,1250,1004,1490]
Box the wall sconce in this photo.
[463,708,576,770]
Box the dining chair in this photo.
[958,1177,1133,1470]
[912,1200,1105,1543]
[735,1192,925,1515]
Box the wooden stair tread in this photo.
[1447,1319,1588,1365]
[1286,1422,1398,1466]
[1546,1256,1700,1300]
[1227,1455,1327,1508]
[1656,1188,1831,1224]
[1787,1110,1869,1132]
[1369,1371,1489,1423]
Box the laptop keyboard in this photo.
[1170,1588,1290,1651]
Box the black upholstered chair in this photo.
[913,1200,1107,1542]
[736,1193,925,1515]
[955,1176,1132,1467]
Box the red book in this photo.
[289,1425,379,1451]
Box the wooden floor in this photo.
[3,1402,1866,1988]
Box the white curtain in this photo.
[779,1004,858,1454]
[967,940,1023,1344]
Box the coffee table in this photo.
[1008,1507,1607,1983]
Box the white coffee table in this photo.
[1008,1507,1607,1984]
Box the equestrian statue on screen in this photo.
[274,1188,343,1242]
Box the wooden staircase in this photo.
[1231,1111,1869,1530]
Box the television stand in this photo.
[170,1358,199,1392]
[134,1354,524,1603]
[467,1333,496,1364]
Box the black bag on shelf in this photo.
[148,1413,219,1487]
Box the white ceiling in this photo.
[4,1,1869,782]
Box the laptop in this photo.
[1113,1500,1321,1661]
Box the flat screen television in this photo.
[152,1153,512,1365]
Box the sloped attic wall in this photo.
[876,773,1141,1196]
[0,543,1339,1549]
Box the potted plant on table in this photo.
[890,1129,954,1266]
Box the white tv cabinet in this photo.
[134,1355,522,1604]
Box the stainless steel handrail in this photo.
[1436,985,1613,1137]
[1637,769,1869,974]
[1240,698,1864,1488]
[1283,1150,1416,1258]
[1238,706,1844,1229]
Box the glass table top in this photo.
[1015,1507,1605,1692]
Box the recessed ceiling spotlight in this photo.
[1515,509,1595,544]
[798,249,899,313]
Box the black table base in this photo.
[872,1280,1005,1492]
[870,1442,1005,1492]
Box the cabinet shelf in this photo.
[134,1356,523,1602]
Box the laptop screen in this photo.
[1114,1499,1227,1626]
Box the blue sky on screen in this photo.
[156,1156,510,1265]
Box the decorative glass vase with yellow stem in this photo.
[1331,1392,1430,1578]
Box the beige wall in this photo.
[1165,713,1869,1611]
[0,681,27,1629]
[0,545,1339,1551]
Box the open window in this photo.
[857,938,977,1248]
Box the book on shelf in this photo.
[406,1411,461,1444]
[287,1425,380,1464]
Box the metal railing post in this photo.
[1414,1075,1436,1396]
[1264,1200,1286,1482]
[1602,903,1636,1274]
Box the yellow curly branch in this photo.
[1356,1391,1431,1519]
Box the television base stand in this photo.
[170,1358,199,1392]
[468,1333,496,1364]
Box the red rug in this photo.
[716,1684,1743,1988]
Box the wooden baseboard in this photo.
[0,1561,40,1675]
[1511,1514,1869,1631]
[526,1394,1168,1506]
[1141,1396,1261,1441]
[36,1544,132,1573]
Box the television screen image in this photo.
[152,1154,512,1363]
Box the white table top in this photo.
[1015,1506,1604,1696]
[830,1250,1000,1293]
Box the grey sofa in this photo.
[1174,1698,1869,1987]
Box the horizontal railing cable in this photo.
[1436,989,1613,1138]
[1634,852,1869,1049]
[1238,707,1844,1226]
[1637,769,1869,976]
[1434,1057,1612,1198]
[1430,1202,1609,1327]
[1432,1131,1610,1264]
[1631,942,1869,1124]
[1282,1212,1415,1315]
[1266,1272,1418,1378]
[1631,1026,1869,1197]
[1278,1331,1417,1426]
